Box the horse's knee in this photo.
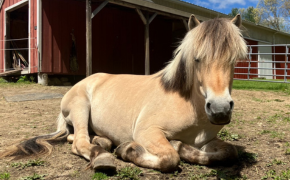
[116,141,179,172]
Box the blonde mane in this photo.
[160,18,248,99]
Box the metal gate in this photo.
[234,44,290,83]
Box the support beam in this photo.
[91,0,108,19]
[149,13,157,24]
[136,10,157,75]
[136,9,146,25]
[145,15,150,75]
[182,19,189,31]
[86,0,92,76]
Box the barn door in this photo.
[258,42,273,79]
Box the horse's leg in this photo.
[170,138,238,166]
[65,100,116,171]
[115,128,180,172]
[67,134,113,151]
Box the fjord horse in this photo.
[0,14,247,172]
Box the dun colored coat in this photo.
[0,14,247,172]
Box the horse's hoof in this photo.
[92,153,116,171]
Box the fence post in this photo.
[286,45,288,82]
[247,46,252,80]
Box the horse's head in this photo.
[187,15,247,125]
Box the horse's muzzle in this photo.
[205,100,234,125]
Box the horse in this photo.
[0,14,247,172]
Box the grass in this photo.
[0,77,36,89]
[266,159,285,167]
[91,172,108,180]
[285,149,290,155]
[233,80,290,94]
[0,172,10,180]
[190,170,217,179]
[117,167,142,180]
[238,150,258,163]
[259,129,285,139]
[217,129,240,141]
[20,173,46,180]
[11,159,45,169]
[262,169,290,179]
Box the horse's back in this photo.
[61,73,160,145]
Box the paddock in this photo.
[0,83,289,179]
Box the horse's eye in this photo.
[195,59,200,62]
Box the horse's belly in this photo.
[90,112,134,146]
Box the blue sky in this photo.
[182,0,259,14]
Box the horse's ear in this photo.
[231,14,242,27]
[188,14,200,30]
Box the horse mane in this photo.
[160,17,248,99]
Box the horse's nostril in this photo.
[206,102,211,110]
[229,101,234,110]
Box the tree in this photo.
[228,7,257,23]
[228,8,239,17]
[282,0,290,17]
[255,0,289,32]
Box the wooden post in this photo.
[182,19,189,31]
[86,0,92,77]
[91,0,108,19]
[145,14,150,75]
[136,9,157,75]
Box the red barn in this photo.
[1,0,290,83]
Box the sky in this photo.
[182,0,260,15]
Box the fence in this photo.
[0,38,37,73]
[234,44,290,83]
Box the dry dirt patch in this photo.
[0,84,289,179]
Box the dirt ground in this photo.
[0,83,290,180]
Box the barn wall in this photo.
[234,39,258,79]
[41,0,174,75]
[273,46,290,80]
[0,0,38,73]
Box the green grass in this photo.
[217,129,240,141]
[20,173,46,180]
[117,167,142,180]
[262,169,290,179]
[0,172,10,180]
[285,148,290,155]
[233,80,290,94]
[0,77,36,88]
[91,172,108,180]
[11,159,45,169]
[238,151,258,163]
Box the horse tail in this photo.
[0,113,70,160]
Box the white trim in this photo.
[4,0,29,72]
[257,42,273,79]
[244,37,271,45]
[37,0,42,72]
[4,11,6,71]
[28,0,30,73]
[4,0,28,12]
